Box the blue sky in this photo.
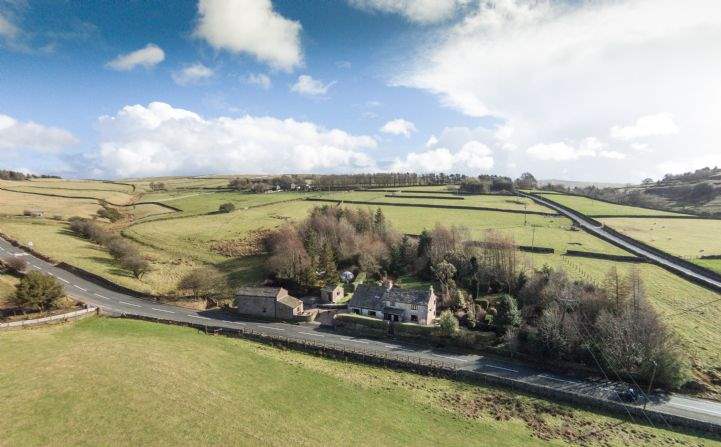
[1,0,720,181]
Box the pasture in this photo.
[323,190,551,213]
[0,317,711,447]
[536,193,688,217]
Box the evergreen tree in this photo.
[319,241,338,285]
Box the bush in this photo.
[178,268,224,299]
[4,256,28,274]
[218,203,236,213]
[12,271,64,311]
[120,255,150,279]
[105,237,136,259]
[494,294,521,334]
[436,310,459,337]
[97,206,123,222]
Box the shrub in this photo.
[106,237,136,260]
[12,272,64,311]
[4,256,28,274]
[97,206,123,222]
[120,255,150,279]
[436,310,459,337]
[218,203,236,213]
[178,268,224,299]
[494,294,521,334]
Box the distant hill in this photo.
[538,179,630,189]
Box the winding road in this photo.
[2,236,721,432]
[521,192,721,292]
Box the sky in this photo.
[1,0,720,182]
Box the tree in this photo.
[97,206,123,222]
[494,294,521,334]
[603,266,629,311]
[4,256,28,274]
[437,310,459,337]
[515,172,538,190]
[179,268,223,300]
[218,203,235,213]
[12,272,64,311]
[318,241,338,284]
[432,260,457,295]
[120,255,150,279]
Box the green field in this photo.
[138,190,313,217]
[537,193,688,217]
[0,317,713,446]
[323,190,552,213]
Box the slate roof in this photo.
[349,284,433,311]
[235,287,283,299]
[322,284,343,292]
[278,294,303,308]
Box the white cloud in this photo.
[631,142,651,152]
[106,43,165,71]
[380,118,417,137]
[242,73,272,89]
[394,0,721,181]
[0,113,77,152]
[599,150,627,160]
[95,102,377,177]
[526,142,580,161]
[291,75,335,96]
[348,0,467,24]
[0,13,19,39]
[425,135,438,147]
[194,0,302,72]
[391,140,493,173]
[335,60,352,69]
[610,113,679,140]
[172,63,214,85]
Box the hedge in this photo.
[334,313,388,329]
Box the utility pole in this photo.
[644,360,658,411]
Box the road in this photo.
[2,237,721,431]
[521,192,721,292]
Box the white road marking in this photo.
[258,325,284,331]
[119,301,142,308]
[538,374,578,385]
[384,345,399,349]
[57,277,69,284]
[73,285,87,292]
[188,314,212,320]
[31,264,42,270]
[299,331,324,337]
[93,293,110,300]
[230,321,246,325]
[151,308,174,314]
[485,364,519,373]
[341,337,369,344]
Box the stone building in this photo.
[348,283,437,325]
[234,287,303,320]
[320,284,344,303]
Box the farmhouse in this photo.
[348,283,437,325]
[321,284,344,303]
[234,287,303,320]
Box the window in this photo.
[353,308,360,314]
[411,315,418,322]
[411,304,418,310]
[369,311,376,317]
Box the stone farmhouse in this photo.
[348,283,437,325]
[320,284,344,303]
[234,287,303,320]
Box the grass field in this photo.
[139,190,312,217]
[0,188,102,219]
[323,191,551,213]
[0,317,714,446]
[536,193,688,217]
[0,273,18,308]
[599,217,721,259]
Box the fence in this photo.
[0,307,97,331]
[305,198,558,216]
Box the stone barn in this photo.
[234,287,303,320]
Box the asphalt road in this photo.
[2,237,721,430]
[522,192,721,292]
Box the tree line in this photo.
[0,169,60,181]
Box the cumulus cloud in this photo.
[610,113,679,140]
[348,0,467,24]
[380,118,417,137]
[394,0,721,181]
[242,73,272,89]
[0,113,77,152]
[526,138,627,161]
[172,63,214,85]
[391,140,493,173]
[194,0,302,71]
[106,43,165,71]
[95,102,377,178]
[291,75,335,96]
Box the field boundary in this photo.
[305,198,558,216]
[113,312,721,435]
[0,307,97,331]
[385,194,465,200]
[564,250,646,263]
[591,214,719,220]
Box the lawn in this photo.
[536,193,688,217]
[323,190,552,213]
[0,317,713,446]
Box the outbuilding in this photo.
[234,287,304,320]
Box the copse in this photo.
[218,203,235,213]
